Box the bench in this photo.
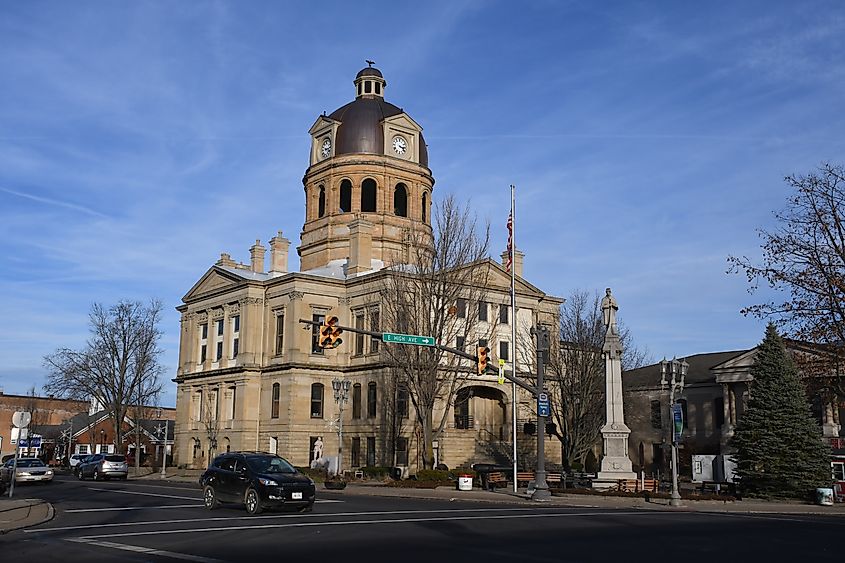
[487,472,508,489]
[516,472,562,487]
[618,478,658,493]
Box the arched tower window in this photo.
[394,183,408,217]
[421,192,428,223]
[318,186,326,218]
[361,178,377,212]
[340,179,352,213]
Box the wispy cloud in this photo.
[0,187,109,218]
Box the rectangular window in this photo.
[275,313,284,355]
[193,390,203,421]
[650,400,662,429]
[311,313,325,354]
[355,313,365,355]
[367,382,377,418]
[456,298,466,318]
[232,338,239,359]
[231,315,240,359]
[311,383,324,418]
[396,436,409,466]
[370,310,380,353]
[714,397,724,428]
[269,436,278,455]
[228,386,237,420]
[499,341,509,361]
[216,341,223,361]
[397,385,409,419]
[78,444,89,455]
[352,384,362,419]
[351,437,361,467]
[232,315,240,333]
[456,336,465,351]
[366,436,376,467]
[217,319,224,336]
[478,301,488,322]
[679,400,688,430]
[201,323,208,339]
[200,344,207,363]
[499,305,509,324]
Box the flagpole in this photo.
[510,184,518,493]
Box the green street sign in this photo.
[382,332,436,347]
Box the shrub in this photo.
[415,469,452,483]
[360,466,391,479]
[296,467,327,482]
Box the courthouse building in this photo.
[173,66,563,472]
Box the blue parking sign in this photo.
[538,392,550,417]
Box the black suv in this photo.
[199,452,316,515]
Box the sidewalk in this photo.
[0,498,53,534]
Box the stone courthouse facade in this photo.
[173,66,562,472]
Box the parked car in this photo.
[77,453,128,481]
[1,458,54,484]
[69,454,92,468]
[199,452,316,515]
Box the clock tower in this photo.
[299,64,434,273]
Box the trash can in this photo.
[457,474,473,491]
[816,487,834,506]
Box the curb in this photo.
[0,500,55,535]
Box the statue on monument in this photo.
[601,288,618,331]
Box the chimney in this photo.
[347,218,373,275]
[216,252,236,268]
[269,231,291,273]
[500,247,525,278]
[249,239,266,273]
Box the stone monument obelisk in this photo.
[595,288,636,483]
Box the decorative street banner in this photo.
[671,403,683,443]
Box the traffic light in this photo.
[319,316,343,348]
[476,346,490,375]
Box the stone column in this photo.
[595,289,636,483]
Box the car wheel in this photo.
[119,475,128,481]
[203,485,219,510]
[244,488,263,515]
[77,469,84,480]
[93,469,99,481]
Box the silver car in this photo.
[1,458,54,484]
[77,453,129,481]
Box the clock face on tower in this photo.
[320,137,332,159]
[392,135,407,156]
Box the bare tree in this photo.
[544,290,652,470]
[43,300,165,455]
[200,388,220,462]
[379,195,492,469]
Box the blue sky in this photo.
[2,1,844,407]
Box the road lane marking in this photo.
[88,487,201,501]
[69,538,224,563]
[28,506,554,533]
[75,510,651,539]
[65,504,203,513]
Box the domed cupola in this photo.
[299,64,434,274]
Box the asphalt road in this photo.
[1,474,841,562]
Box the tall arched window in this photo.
[394,183,408,217]
[367,382,377,418]
[318,186,326,218]
[421,192,428,222]
[340,179,352,213]
[311,383,324,418]
[271,382,280,419]
[361,178,377,212]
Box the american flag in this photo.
[506,210,513,273]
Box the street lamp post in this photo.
[331,379,352,478]
[100,428,105,453]
[155,408,168,479]
[660,356,688,508]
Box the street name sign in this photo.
[382,332,435,347]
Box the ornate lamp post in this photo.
[660,356,688,507]
[331,379,352,477]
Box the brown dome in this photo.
[328,97,429,167]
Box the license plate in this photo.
[291,492,303,500]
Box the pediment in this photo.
[383,113,423,133]
[309,115,339,136]
[183,267,243,302]
[472,259,560,301]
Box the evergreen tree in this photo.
[730,324,831,499]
